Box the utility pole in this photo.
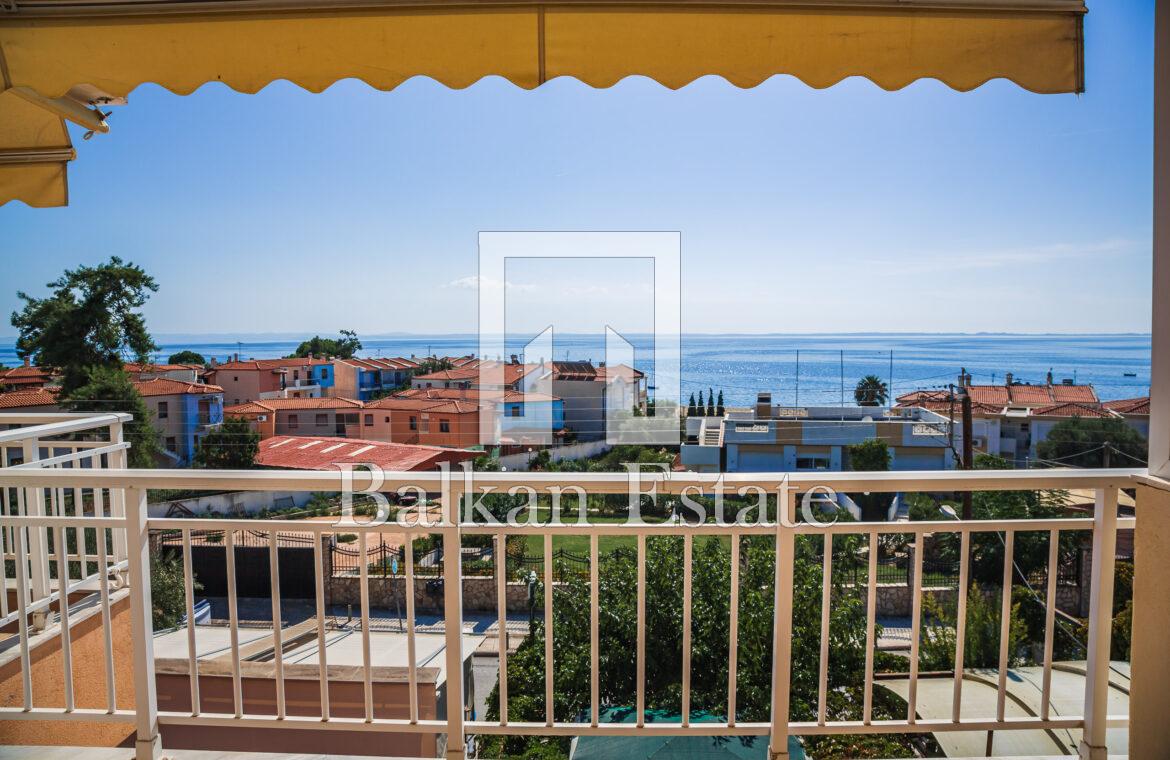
[960,387,974,520]
[1103,441,1112,469]
[889,349,894,404]
[840,349,845,420]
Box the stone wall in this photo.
[868,583,1083,618]
[329,575,533,614]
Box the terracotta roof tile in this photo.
[124,362,202,372]
[1104,396,1151,415]
[0,387,61,409]
[240,397,363,410]
[213,358,331,371]
[255,436,479,471]
[132,378,224,397]
[1030,402,1114,419]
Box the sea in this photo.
[0,333,1152,406]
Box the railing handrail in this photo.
[0,466,1147,492]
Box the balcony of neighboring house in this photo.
[2,411,1167,760]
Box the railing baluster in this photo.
[358,531,373,722]
[590,532,599,729]
[0,478,10,620]
[182,528,200,716]
[769,492,795,760]
[1041,527,1059,721]
[125,486,161,760]
[1081,486,1119,760]
[682,532,693,727]
[727,532,740,727]
[14,506,32,709]
[54,525,75,712]
[496,532,508,726]
[816,532,831,726]
[544,532,554,727]
[225,528,243,718]
[95,505,116,713]
[862,530,877,724]
[907,531,925,723]
[268,530,286,719]
[441,484,466,758]
[313,534,330,720]
[636,533,646,728]
[406,533,418,724]
[995,529,1016,726]
[952,530,971,724]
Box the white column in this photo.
[1150,0,1170,478]
[20,439,50,605]
[125,486,161,760]
[1079,487,1118,760]
[768,491,795,760]
[1130,482,1170,756]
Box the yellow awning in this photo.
[0,89,74,208]
[0,0,1087,208]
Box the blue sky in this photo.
[0,1,1156,337]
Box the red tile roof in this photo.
[0,364,56,387]
[225,397,362,412]
[132,378,223,397]
[255,436,479,472]
[0,387,61,409]
[1030,402,1114,419]
[365,396,481,414]
[223,401,274,415]
[213,358,331,371]
[1104,396,1150,415]
[898,381,1099,410]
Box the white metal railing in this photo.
[0,413,1142,759]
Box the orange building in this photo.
[361,397,485,447]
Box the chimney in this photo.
[210,357,218,367]
[1005,372,1014,386]
[1046,369,1054,385]
[510,354,519,365]
[755,392,772,419]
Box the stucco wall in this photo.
[0,590,136,748]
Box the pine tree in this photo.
[696,390,705,416]
[716,390,725,416]
[706,387,716,416]
[687,393,697,416]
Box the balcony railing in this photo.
[0,412,1142,759]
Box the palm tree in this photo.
[854,375,889,406]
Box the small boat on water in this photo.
[1124,372,1138,377]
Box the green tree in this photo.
[62,366,161,467]
[11,256,159,394]
[414,356,454,376]
[481,535,920,759]
[194,416,260,469]
[919,583,1028,671]
[151,553,201,630]
[287,329,362,359]
[716,390,725,416]
[846,438,892,520]
[687,393,697,416]
[167,349,206,366]
[706,387,716,416]
[695,390,705,417]
[1036,416,1147,468]
[853,375,889,407]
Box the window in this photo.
[233,376,239,382]
[796,456,830,471]
[409,416,417,430]
[439,419,450,433]
[510,405,521,417]
[165,437,177,452]
[289,414,299,428]
[293,369,300,380]
[421,415,430,433]
[364,414,373,425]
[321,369,328,379]
[157,401,169,419]
[384,416,390,423]
[344,413,359,425]
[316,413,327,425]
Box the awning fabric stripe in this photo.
[0,89,73,208]
[0,0,1086,208]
